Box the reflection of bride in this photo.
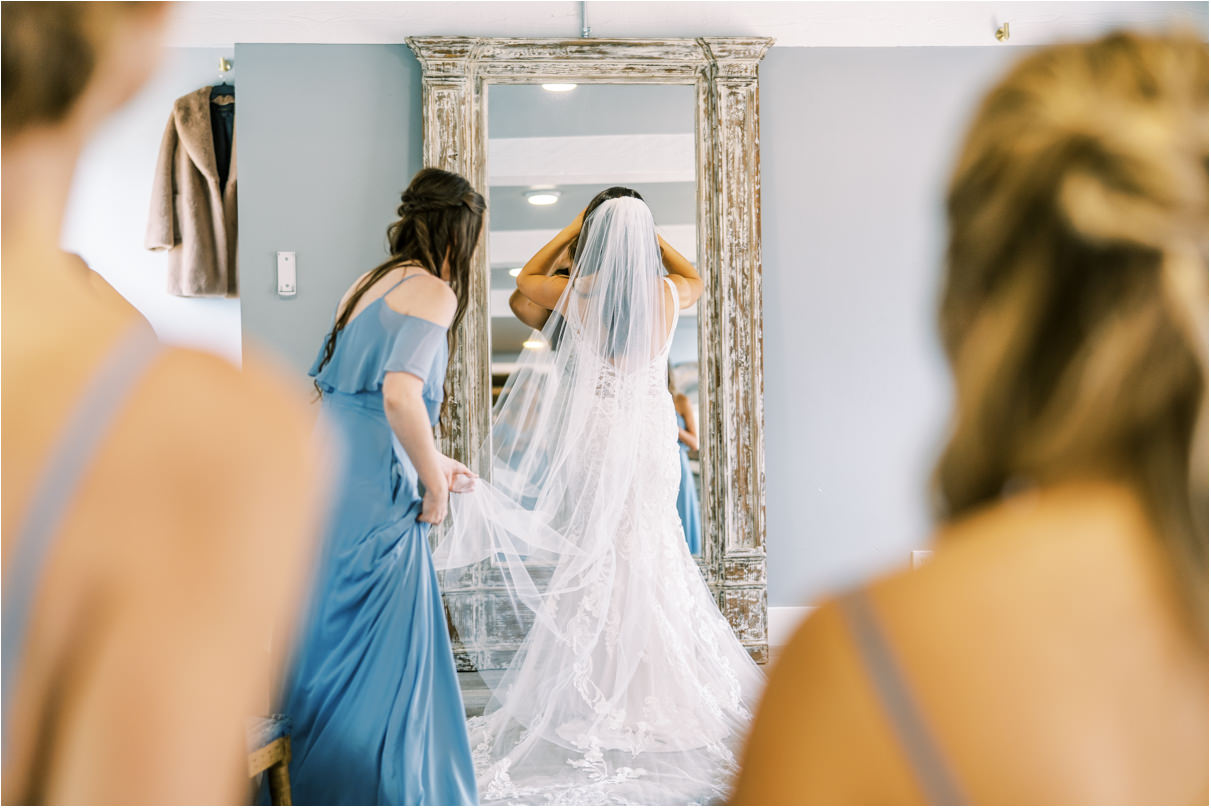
[434,188,763,805]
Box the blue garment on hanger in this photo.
[674,411,701,555]
[281,276,476,806]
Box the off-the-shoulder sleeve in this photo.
[382,317,447,382]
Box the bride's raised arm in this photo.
[658,234,703,308]
[516,209,584,310]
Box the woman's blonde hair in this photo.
[936,31,1208,619]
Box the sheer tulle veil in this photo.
[433,196,762,805]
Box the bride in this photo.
[434,188,763,805]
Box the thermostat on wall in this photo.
[277,251,297,297]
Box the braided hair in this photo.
[314,168,486,430]
[935,31,1208,626]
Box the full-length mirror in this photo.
[409,37,772,676]
[486,83,704,557]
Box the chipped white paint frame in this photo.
[408,36,773,665]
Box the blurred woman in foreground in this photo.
[2,4,330,802]
[734,31,1207,805]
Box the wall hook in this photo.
[995,22,1010,42]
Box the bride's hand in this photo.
[566,206,587,234]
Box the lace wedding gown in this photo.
[434,197,763,805]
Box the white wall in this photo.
[62,48,242,363]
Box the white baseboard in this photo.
[768,606,815,652]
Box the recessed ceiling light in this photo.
[523,338,546,350]
[508,267,523,277]
[524,189,561,206]
[542,83,577,93]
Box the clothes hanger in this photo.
[211,57,235,103]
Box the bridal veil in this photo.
[433,196,762,805]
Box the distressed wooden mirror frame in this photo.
[407,36,773,665]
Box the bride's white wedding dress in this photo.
[434,197,762,805]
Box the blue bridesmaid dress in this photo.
[281,275,477,805]
[675,411,702,555]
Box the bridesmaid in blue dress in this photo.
[281,169,485,805]
[672,386,702,555]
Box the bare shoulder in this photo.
[810,487,1208,803]
[384,272,457,327]
[737,534,1043,802]
[149,347,318,457]
[732,598,920,804]
[737,488,1209,805]
[115,346,333,561]
[26,347,334,803]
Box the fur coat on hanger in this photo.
[145,86,237,297]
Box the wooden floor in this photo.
[458,670,503,718]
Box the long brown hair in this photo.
[936,32,1208,621]
[314,168,486,424]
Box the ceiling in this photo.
[167,2,1207,48]
[489,183,695,234]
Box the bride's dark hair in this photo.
[569,186,644,263]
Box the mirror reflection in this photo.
[486,82,704,556]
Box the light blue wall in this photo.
[760,46,1022,605]
[235,44,422,377]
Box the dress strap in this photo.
[661,277,680,353]
[2,324,163,751]
[838,588,967,805]
[383,269,428,297]
[663,275,680,306]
